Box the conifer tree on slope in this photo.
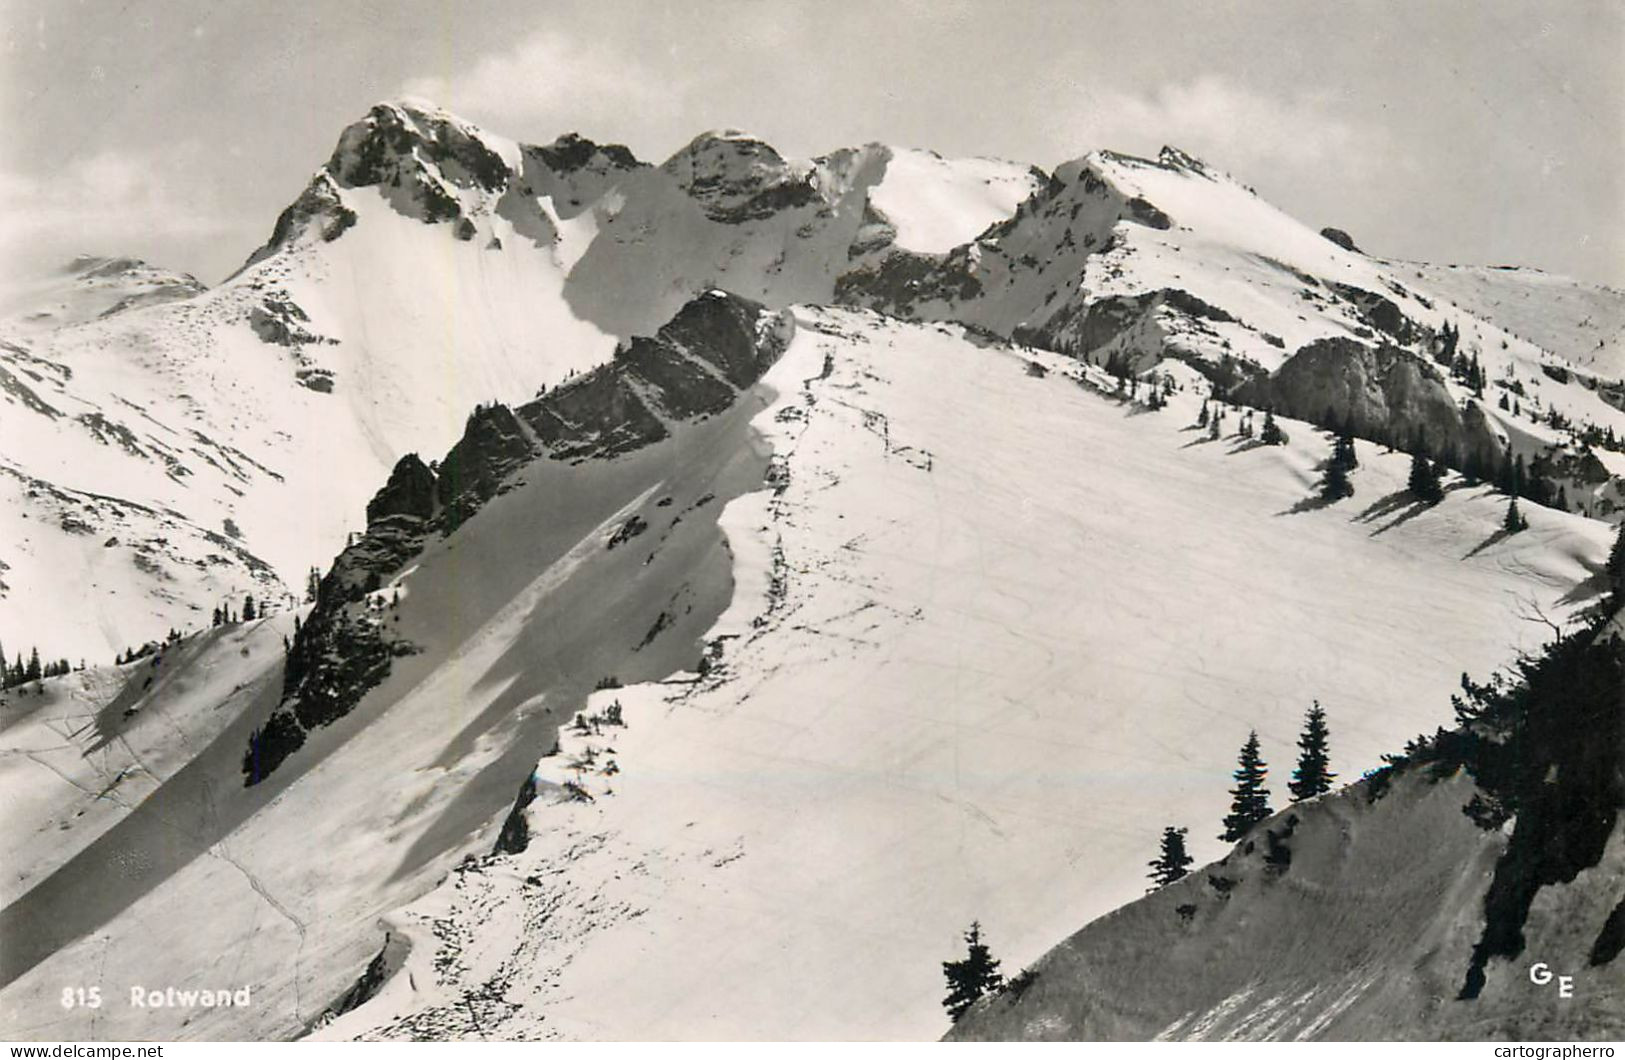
[942,921,1004,1022]
[1220,730,1273,841]
[1408,449,1444,503]
[1260,410,1285,446]
[1288,702,1335,802]
[1337,428,1358,468]
[1503,497,1527,535]
[1319,447,1354,501]
[1147,826,1195,890]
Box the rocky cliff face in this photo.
[661,130,822,224]
[242,291,794,784]
[1238,336,1498,462]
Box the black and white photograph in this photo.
[0,0,1621,1047]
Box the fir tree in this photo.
[243,594,257,622]
[1288,702,1335,801]
[1334,429,1358,469]
[1197,400,1209,428]
[1220,730,1272,841]
[942,921,1004,1022]
[1503,498,1527,535]
[1408,450,1443,503]
[1319,449,1354,501]
[26,647,41,683]
[1260,410,1285,446]
[1147,826,1194,890]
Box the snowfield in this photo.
[233,307,1615,1040]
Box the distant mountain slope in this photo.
[838,145,1625,525]
[1400,262,1625,378]
[0,255,206,330]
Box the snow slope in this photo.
[947,769,1624,1041]
[1402,262,1625,379]
[295,308,1604,1041]
[0,256,206,331]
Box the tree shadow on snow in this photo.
[1462,527,1513,560]
[1556,568,1610,608]
[1276,494,1341,516]
[1354,488,1437,536]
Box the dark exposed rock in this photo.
[536,132,642,174]
[834,247,983,315]
[493,773,539,855]
[243,292,794,785]
[329,101,509,195]
[1238,336,1483,461]
[366,454,438,526]
[521,365,668,461]
[1330,282,1426,346]
[1124,196,1172,230]
[662,131,823,224]
[1319,227,1362,253]
[251,174,357,265]
[248,294,321,347]
[436,404,535,531]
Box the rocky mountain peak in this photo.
[531,131,643,175]
[661,129,821,222]
[325,98,514,195]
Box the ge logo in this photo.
[1529,962,1575,998]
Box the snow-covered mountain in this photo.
[0,100,1042,663]
[3,100,1623,1043]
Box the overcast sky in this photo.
[3,0,1620,287]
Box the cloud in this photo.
[1040,75,1396,179]
[400,29,686,149]
[0,146,250,284]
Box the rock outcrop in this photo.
[241,291,794,785]
[1239,336,1496,462]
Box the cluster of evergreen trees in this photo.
[0,645,74,688]
[1146,703,1336,890]
[941,704,1342,1022]
[114,629,180,666]
[212,593,264,627]
[1433,322,1486,397]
